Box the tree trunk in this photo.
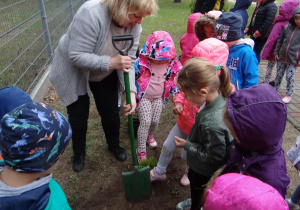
[173,0,181,3]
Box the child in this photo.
[204,173,289,210]
[179,12,201,66]
[215,12,259,90]
[245,0,277,63]
[150,38,230,187]
[230,0,253,38]
[221,84,290,198]
[272,6,300,104]
[286,136,300,209]
[0,102,72,209]
[194,12,219,43]
[174,57,234,210]
[262,0,299,84]
[135,31,182,162]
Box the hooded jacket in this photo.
[274,6,300,65]
[230,0,252,38]
[247,0,277,40]
[227,40,258,89]
[194,15,217,42]
[262,0,299,61]
[135,31,182,108]
[180,13,201,66]
[221,84,290,198]
[204,173,289,210]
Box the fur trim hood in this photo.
[194,15,217,41]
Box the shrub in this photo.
[138,157,157,170]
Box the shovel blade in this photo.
[122,166,151,200]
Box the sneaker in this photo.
[137,150,147,163]
[286,199,300,210]
[282,96,292,104]
[150,167,167,182]
[180,173,190,186]
[176,198,192,210]
[109,146,127,162]
[147,136,157,149]
[72,153,85,172]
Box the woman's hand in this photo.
[123,92,136,116]
[173,103,183,114]
[109,53,131,73]
[174,136,186,148]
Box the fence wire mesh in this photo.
[0,0,85,94]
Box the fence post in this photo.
[68,0,74,20]
[37,0,53,62]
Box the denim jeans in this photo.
[252,37,266,63]
[67,71,120,154]
[291,184,300,204]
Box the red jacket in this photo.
[173,92,199,135]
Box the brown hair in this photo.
[194,15,217,41]
[177,57,232,98]
[101,0,158,26]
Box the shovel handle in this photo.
[112,35,138,166]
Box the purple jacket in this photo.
[262,0,299,60]
[221,84,290,198]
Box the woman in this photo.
[245,0,277,63]
[49,0,158,172]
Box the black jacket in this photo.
[247,0,277,40]
[193,0,224,14]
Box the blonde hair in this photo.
[177,57,232,98]
[101,0,158,26]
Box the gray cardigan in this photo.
[49,0,141,106]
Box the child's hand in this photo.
[173,103,183,114]
[297,60,300,67]
[109,53,131,73]
[123,92,136,116]
[174,136,186,148]
[274,54,279,62]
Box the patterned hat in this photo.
[0,102,72,173]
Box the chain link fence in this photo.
[0,0,85,97]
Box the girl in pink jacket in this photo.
[262,0,299,83]
[150,37,230,186]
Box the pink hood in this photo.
[187,12,202,33]
[191,37,228,66]
[204,173,288,210]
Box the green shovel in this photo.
[112,35,151,201]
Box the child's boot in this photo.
[282,96,292,104]
[150,167,166,182]
[147,136,158,149]
[180,167,190,186]
[137,149,147,163]
[176,198,192,210]
[286,199,300,210]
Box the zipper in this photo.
[285,26,299,63]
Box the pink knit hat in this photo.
[191,37,228,66]
[204,173,289,210]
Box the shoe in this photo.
[137,149,147,163]
[176,198,192,210]
[147,136,157,149]
[180,173,190,186]
[269,81,275,87]
[150,167,167,182]
[286,199,300,210]
[282,96,292,104]
[109,146,127,162]
[72,153,85,172]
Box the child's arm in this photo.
[274,26,287,58]
[183,128,227,164]
[242,51,259,89]
[173,92,185,114]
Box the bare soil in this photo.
[43,85,300,209]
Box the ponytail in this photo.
[218,66,232,98]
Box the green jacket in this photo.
[184,94,233,177]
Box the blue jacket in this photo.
[230,0,252,38]
[0,178,70,210]
[227,42,258,89]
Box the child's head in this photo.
[290,7,300,26]
[177,57,232,106]
[194,14,218,41]
[0,102,72,173]
[215,12,243,46]
[204,173,289,210]
[191,37,229,66]
[139,30,176,61]
[224,84,287,154]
